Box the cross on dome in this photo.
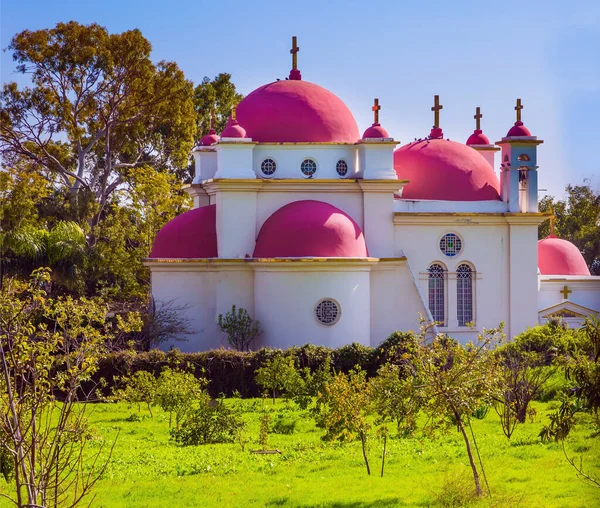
[549,207,556,236]
[231,104,237,121]
[474,107,483,130]
[515,98,523,122]
[429,95,444,139]
[372,98,381,124]
[289,36,302,80]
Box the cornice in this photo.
[495,137,544,146]
[394,211,550,226]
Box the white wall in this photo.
[215,191,258,258]
[538,277,600,313]
[252,145,358,180]
[253,267,370,349]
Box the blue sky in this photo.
[2,0,599,198]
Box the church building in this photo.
[145,38,600,351]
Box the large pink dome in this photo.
[394,138,501,201]
[150,205,217,258]
[253,200,368,258]
[236,80,360,143]
[538,235,590,276]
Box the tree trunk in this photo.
[360,432,371,476]
[455,413,482,496]
[380,434,387,478]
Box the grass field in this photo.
[1,400,599,507]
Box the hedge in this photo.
[88,332,417,398]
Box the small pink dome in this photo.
[507,121,532,137]
[362,123,389,139]
[466,129,490,145]
[236,80,359,143]
[253,200,368,258]
[201,129,219,146]
[538,235,590,276]
[150,205,217,258]
[221,117,247,138]
[394,138,501,201]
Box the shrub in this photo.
[156,368,208,428]
[255,354,302,403]
[112,370,158,416]
[271,411,298,435]
[171,397,244,446]
[217,305,262,351]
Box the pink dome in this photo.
[236,80,359,143]
[466,129,490,145]
[253,200,368,258]
[507,121,532,137]
[201,129,219,146]
[150,205,217,258]
[362,123,390,139]
[538,235,590,276]
[394,138,501,201]
[221,117,247,138]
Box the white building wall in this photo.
[538,277,600,313]
[252,145,358,180]
[253,268,370,349]
[215,191,258,258]
[394,222,510,341]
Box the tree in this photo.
[217,305,262,351]
[419,328,502,497]
[0,268,135,507]
[539,181,600,274]
[194,74,243,138]
[1,21,195,219]
[156,368,207,429]
[255,355,301,404]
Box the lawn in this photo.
[2,399,596,507]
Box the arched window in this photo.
[428,263,445,324]
[457,264,473,326]
[517,153,530,162]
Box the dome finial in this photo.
[429,95,443,139]
[549,207,556,237]
[372,98,381,124]
[289,36,302,80]
[515,98,523,123]
[231,104,237,121]
[474,106,482,131]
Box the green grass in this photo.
[1,400,599,507]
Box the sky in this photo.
[2,0,599,198]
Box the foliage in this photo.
[539,180,600,274]
[112,370,158,416]
[0,268,121,507]
[194,73,243,137]
[271,411,298,435]
[156,368,208,429]
[566,317,600,413]
[217,305,262,352]
[139,297,194,350]
[316,368,373,475]
[255,354,301,403]
[171,397,244,446]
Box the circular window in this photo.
[315,298,341,326]
[440,233,462,257]
[336,160,348,178]
[300,159,317,178]
[260,158,277,176]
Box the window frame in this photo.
[439,232,463,259]
[300,158,318,179]
[259,157,278,178]
[456,263,475,327]
[427,262,447,326]
[314,298,341,326]
[335,159,349,179]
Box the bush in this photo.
[111,370,158,416]
[271,411,298,435]
[217,305,262,351]
[171,398,244,446]
[156,368,208,428]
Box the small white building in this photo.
[145,41,600,352]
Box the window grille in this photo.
[336,159,348,177]
[440,233,462,257]
[301,159,317,177]
[260,158,277,176]
[428,264,445,324]
[457,264,473,326]
[315,299,340,326]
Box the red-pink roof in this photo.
[538,235,590,276]
[253,200,368,258]
[362,123,390,139]
[466,129,491,146]
[506,121,532,137]
[201,129,219,146]
[150,205,217,258]
[221,117,247,138]
[236,80,359,143]
[394,138,501,201]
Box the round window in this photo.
[440,233,462,257]
[336,160,348,178]
[315,299,341,326]
[260,158,277,176]
[300,159,317,178]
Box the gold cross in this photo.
[231,104,237,121]
[372,98,381,124]
[431,95,443,128]
[549,207,556,236]
[474,107,483,130]
[515,98,523,122]
[560,285,572,299]
[290,36,300,70]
